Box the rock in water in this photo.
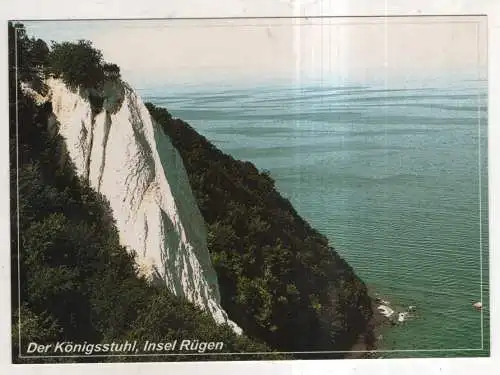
[46,78,242,334]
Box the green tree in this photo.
[103,63,121,79]
[47,39,105,91]
[8,22,49,84]
[10,23,272,363]
[147,102,374,354]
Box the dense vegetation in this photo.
[9,22,276,363]
[48,39,124,115]
[146,104,375,355]
[47,40,106,89]
[10,21,375,362]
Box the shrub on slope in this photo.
[147,103,374,355]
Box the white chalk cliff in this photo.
[38,78,241,334]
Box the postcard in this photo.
[7,12,489,368]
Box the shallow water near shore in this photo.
[142,78,489,357]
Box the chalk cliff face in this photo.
[43,78,241,334]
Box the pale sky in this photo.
[22,14,487,88]
[1,2,500,375]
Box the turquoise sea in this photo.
[141,78,489,358]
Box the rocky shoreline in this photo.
[346,291,416,359]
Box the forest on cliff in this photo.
[9,21,373,363]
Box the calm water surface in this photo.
[142,79,489,357]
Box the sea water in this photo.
[141,78,489,358]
